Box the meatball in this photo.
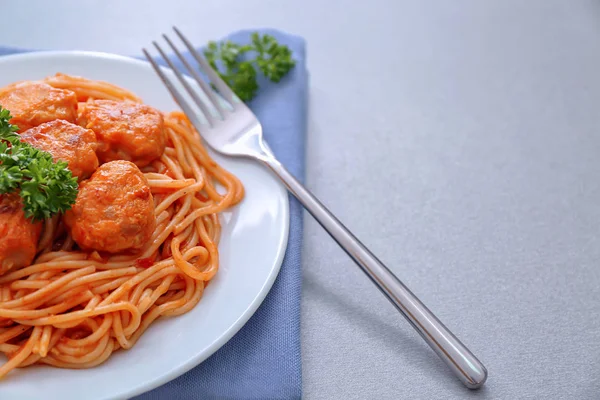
[0,193,42,275]
[77,100,166,167]
[0,81,77,132]
[64,160,156,253]
[21,120,99,180]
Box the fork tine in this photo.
[173,26,240,106]
[161,34,227,119]
[142,48,207,131]
[152,41,217,127]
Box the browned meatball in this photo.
[77,100,166,167]
[0,81,77,132]
[0,193,42,275]
[20,120,99,180]
[64,160,156,253]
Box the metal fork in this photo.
[143,27,488,389]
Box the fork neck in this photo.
[231,132,276,162]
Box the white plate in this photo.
[0,52,290,400]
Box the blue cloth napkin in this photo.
[0,28,307,400]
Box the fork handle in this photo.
[263,158,487,389]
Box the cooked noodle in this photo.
[0,75,244,378]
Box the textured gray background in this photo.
[2,1,600,399]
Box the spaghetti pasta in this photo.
[0,74,244,378]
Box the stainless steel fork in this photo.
[143,27,488,389]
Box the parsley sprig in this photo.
[0,107,78,221]
[204,32,296,101]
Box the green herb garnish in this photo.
[204,32,296,101]
[0,107,78,221]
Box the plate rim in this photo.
[0,50,291,399]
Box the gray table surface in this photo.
[2,1,600,399]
